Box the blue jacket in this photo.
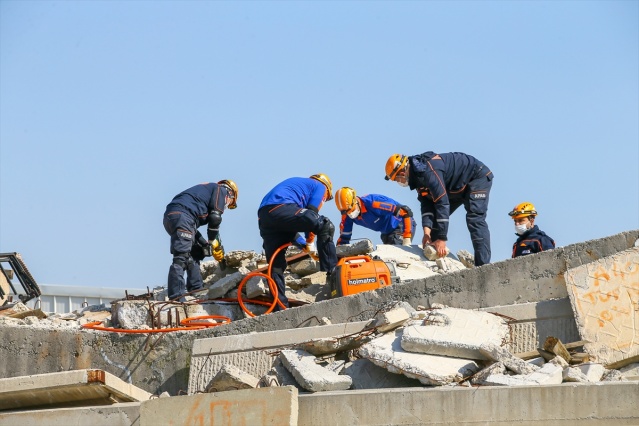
[408,151,490,240]
[259,177,326,211]
[337,194,413,245]
[512,225,555,258]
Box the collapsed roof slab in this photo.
[0,402,141,426]
[0,369,152,411]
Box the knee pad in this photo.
[317,217,335,243]
[172,253,190,269]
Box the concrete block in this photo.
[343,358,424,390]
[480,373,535,386]
[280,349,352,392]
[359,329,479,386]
[139,386,298,426]
[289,282,330,304]
[245,276,268,298]
[401,308,508,360]
[225,250,263,269]
[479,343,539,375]
[294,333,374,357]
[565,247,639,365]
[289,259,320,277]
[563,366,590,382]
[373,301,416,333]
[300,271,328,286]
[205,364,259,392]
[602,369,626,381]
[456,249,475,268]
[262,357,304,390]
[527,357,545,367]
[575,362,606,382]
[435,257,466,273]
[336,239,374,257]
[207,267,250,299]
[526,362,563,385]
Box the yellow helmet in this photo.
[218,179,238,209]
[508,202,537,219]
[335,187,358,215]
[384,154,408,181]
[310,173,333,201]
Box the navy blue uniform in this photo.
[163,182,230,301]
[258,177,337,309]
[337,194,416,245]
[512,225,555,258]
[407,151,493,266]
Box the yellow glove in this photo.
[210,239,225,262]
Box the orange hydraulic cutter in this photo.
[329,255,400,298]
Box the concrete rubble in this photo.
[1,230,639,425]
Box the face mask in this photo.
[347,206,360,219]
[397,180,409,187]
[515,223,529,235]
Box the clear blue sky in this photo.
[1,1,637,290]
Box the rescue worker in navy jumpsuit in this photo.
[384,152,494,266]
[258,174,338,309]
[508,202,555,258]
[163,180,238,301]
[334,187,416,246]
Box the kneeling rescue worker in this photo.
[334,187,416,246]
[258,174,338,310]
[163,180,238,301]
[509,202,555,258]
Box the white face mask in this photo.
[515,223,529,235]
[347,205,360,219]
[397,180,409,187]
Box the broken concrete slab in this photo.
[343,358,423,390]
[563,366,591,383]
[205,364,259,393]
[139,386,298,426]
[0,369,152,411]
[401,308,508,360]
[368,244,439,281]
[372,301,416,333]
[575,362,606,382]
[207,266,251,299]
[336,239,374,257]
[470,361,506,385]
[619,363,639,381]
[565,246,639,366]
[280,349,352,392]
[359,328,480,386]
[289,258,320,277]
[188,321,372,394]
[525,361,564,385]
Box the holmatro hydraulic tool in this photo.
[329,255,400,298]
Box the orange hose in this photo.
[237,243,290,317]
[81,320,207,333]
[180,315,231,327]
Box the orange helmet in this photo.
[335,187,359,216]
[508,202,537,219]
[384,154,408,181]
[310,173,333,201]
[218,180,238,209]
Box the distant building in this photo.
[27,284,150,314]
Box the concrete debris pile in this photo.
[1,230,638,425]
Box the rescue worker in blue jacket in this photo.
[384,152,494,266]
[334,187,416,246]
[163,180,238,301]
[509,202,555,257]
[258,174,338,309]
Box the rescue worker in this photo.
[509,202,555,257]
[384,152,494,266]
[163,180,238,301]
[334,187,416,246]
[258,174,338,309]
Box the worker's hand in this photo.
[421,233,432,248]
[402,237,411,247]
[433,239,448,258]
[303,243,314,253]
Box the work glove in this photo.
[402,237,411,247]
[211,237,226,268]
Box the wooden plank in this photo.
[542,336,572,363]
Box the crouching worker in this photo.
[163,180,238,302]
[509,202,555,258]
[334,187,416,246]
[258,174,338,309]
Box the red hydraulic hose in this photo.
[237,243,291,317]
